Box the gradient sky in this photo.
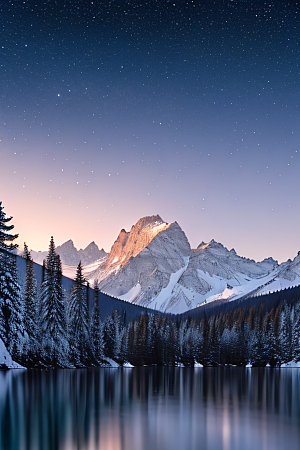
[0,0,299,263]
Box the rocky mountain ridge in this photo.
[30,240,107,266]
[62,215,299,314]
[29,215,300,314]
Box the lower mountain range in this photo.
[31,215,300,314]
[29,240,108,267]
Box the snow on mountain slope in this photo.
[175,246,300,309]
[255,254,300,296]
[62,255,109,282]
[162,239,279,312]
[147,239,279,313]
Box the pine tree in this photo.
[200,313,211,366]
[135,312,149,365]
[291,300,300,361]
[22,242,30,260]
[193,323,204,365]
[178,318,189,365]
[22,243,38,365]
[263,309,281,366]
[0,252,23,357]
[112,310,126,364]
[0,202,19,251]
[68,261,90,366]
[208,315,220,366]
[151,315,165,365]
[126,320,136,364]
[163,319,178,366]
[250,312,268,366]
[103,314,115,360]
[0,202,22,356]
[279,302,292,364]
[39,237,67,366]
[90,283,104,363]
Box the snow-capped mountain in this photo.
[30,240,107,266]
[31,215,300,314]
[71,215,300,314]
[98,215,191,310]
[168,240,278,310]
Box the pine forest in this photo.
[1,201,300,369]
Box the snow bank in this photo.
[0,338,24,369]
[194,362,204,368]
[103,357,120,368]
[281,361,300,368]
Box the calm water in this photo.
[0,367,300,450]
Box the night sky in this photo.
[0,0,299,263]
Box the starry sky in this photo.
[0,0,299,263]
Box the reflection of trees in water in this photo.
[0,368,300,450]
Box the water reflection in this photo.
[0,367,300,450]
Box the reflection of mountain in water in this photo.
[0,368,300,450]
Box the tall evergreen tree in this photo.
[22,242,30,260]
[0,202,21,355]
[22,243,38,365]
[279,302,293,364]
[103,314,115,360]
[112,310,126,364]
[90,283,104,363]
[0,252,23,357]
[200,313,211,366]
[39,237,66,366]
[135,312,150,365]
[291,301,300,361]
[68,261,90,366]
[0,201,19,251]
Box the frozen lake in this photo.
[0,367,300,450]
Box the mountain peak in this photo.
[61,239,75,247]
[132,214,166,231]
[106,215,170,268]
[82,241,98,251]
[197,241,207,250]
[196,239,221,250]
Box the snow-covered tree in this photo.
[179,318,194,366]
[0,202,22,356]
[112,310,126,364]
[291,301,300,361]
[39,237,67,366]
[22,243,39,365]
[162,319,178,366]
[68,261,90,366]
[0,252,23,358]
[278,302,292,364]
[22,242,30,260]
[0,201,19,251]
[90,283,104,363]
[103,314,115,360]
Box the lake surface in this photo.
[0,367,300,450]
